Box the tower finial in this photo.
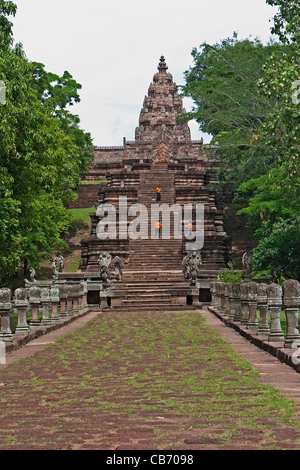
[158,56,168,72]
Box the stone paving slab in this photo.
[0,310,100,370]
[202,308,300,417]
[0,308,300,450]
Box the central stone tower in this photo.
[79,57,231,308]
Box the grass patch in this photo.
[80,180,107,185]
[69,207,95,225]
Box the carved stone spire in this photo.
[135,56,191,144]
[158,55,168,73]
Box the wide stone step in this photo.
[122,299,172,306]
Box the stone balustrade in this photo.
[210,279,300,349]
[0,281,88,343]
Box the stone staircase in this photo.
[120,165,193,310]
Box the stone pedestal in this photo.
[50,286,60,322]
[240,283,249,325]
[0,288,13,342]
[224,284,231,317]
[267,284,284,342]
[100,292,109,309]
[40,287,51,325]
[232,283,242,322]
[14,288,30,335]
[256,283,270,336]
[29,286,41,328]
[59,284,68,318]
[227,284,235,320]
[283,280,300,348]
[246,282,258,330]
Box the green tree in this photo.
[0,1,94,283]
[180,36,282,190]
[237,0,300,279]
[31,62,94,174]
[251,217,300,281]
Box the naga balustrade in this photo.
[0,282,87,343]
[210,279,300,349]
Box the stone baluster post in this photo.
[246,282,258,330]
[240,283,249,325]
[224,283,231,316]
[100,291,109,309]
[192,286,201,307]
[72,285,80,314]
[78,282,84,311]
[267,283,284,342]
[59,284,68,319]
[40,287,51,325]
[232,283,242,322]
[81,281,88,308]
[14,288,30,335]
[257,283,270,336]
[228,283,235,320]
[66,285,74,316]
[50,286,60,322]
[0,288,13,342]
[210,282,217,307]
[214,282,222,310]
[219,282,226,313]
[282,280,300,348]
[29,286,41,328]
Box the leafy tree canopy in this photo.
[180,36,283,190]
[0,1,94,283]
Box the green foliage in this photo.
[266,0,300,44]
[0,2,94,283]
[180,36,282,190]
[0,0,17,45]
[182,3,300,281]
[217,264,243,283]
[251,217,300,281]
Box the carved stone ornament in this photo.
[153,142,172,164]
[182,250,203,281]
[98,252,124,282]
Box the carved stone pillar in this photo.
[59,284,68,318]
[66,285,74,316]
[0,288,13,342]
[14,288,30,335]
[219,282,226,313]
[50,286,60,322]
[267,284,284,342]
[29,286,41,328]
[214,282,222,310]
[240,283,249,325]
[232,283,242,322]
[224,283,231,316]
[257,283,270,336]
[210,282,217,307]
[72,285,80,314]
[246,282,258,330]
[40,287,51,325]
[100,292,109,309]
[81,281,88,308]
[282,280,300,348]
[227,283,235,320]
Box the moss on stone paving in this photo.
[0,311,300,450]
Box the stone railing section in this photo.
[210,280,300,350]
[0,281,89,344]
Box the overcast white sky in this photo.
[11,0,277,146]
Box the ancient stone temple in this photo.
[78,56,231,308]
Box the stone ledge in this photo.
[208,306,300,374]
